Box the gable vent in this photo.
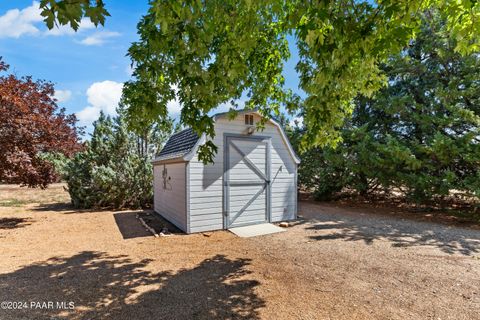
[244,114,254,125]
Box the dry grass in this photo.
[0,185,479,320]
[0,183,70,206]
[0,199,31,207]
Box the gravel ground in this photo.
[0,185,479,319]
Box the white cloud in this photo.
[0,1,42,38]
[289,116,304,128]
[167,99,182,116]
[76,80,124,126]
[86,81,123,114]
[53,89,72,103]
[79,31,121,46]
[76,106,100,126]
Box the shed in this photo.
[152,110,300,233]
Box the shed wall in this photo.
[188,114,297,233]
[153,162,187,232]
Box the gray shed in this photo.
[152,110,300,233]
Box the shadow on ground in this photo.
[299,204,480,256]
[113,211,152,239]
[0,252,263,320]
[33,202,91,214]
[0,217,32,229]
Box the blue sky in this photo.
[0,1,302,135]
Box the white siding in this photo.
[187,113,297,233]
[153,162,187,232]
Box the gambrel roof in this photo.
[153,109,300,164]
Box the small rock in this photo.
[279,222,289,228]
[159,232,171,237]
[202,232,212,237]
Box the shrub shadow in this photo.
[33,202,120,215]
[31,201,99,215]
[0,251,264,319]
[0,217,32,229]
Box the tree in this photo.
[121,81,178,158]
[297,13,480,203]
[353,13,480,202]
[0,57,82,188]
[65,105,173,209]
[39,1,480,162]
[123,0,480,163]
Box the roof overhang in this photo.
[151,157,187,165]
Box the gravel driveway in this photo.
[0,185,479,319]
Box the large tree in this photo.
[123,0,480,162]
[297,13,480,202]
[39,1,480,162]
[0,58,82,188]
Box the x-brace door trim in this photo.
[223,133,271,229]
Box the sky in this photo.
[0,1,303,136]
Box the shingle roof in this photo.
[155,127,199,161]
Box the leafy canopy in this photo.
[123,0,480,162]
[39,1,480,162]
[39,0,109,30]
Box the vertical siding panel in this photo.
[153,162,187,232]
[187,113,298,232]
[185,162,190,233]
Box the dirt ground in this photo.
[1,184,479,320]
